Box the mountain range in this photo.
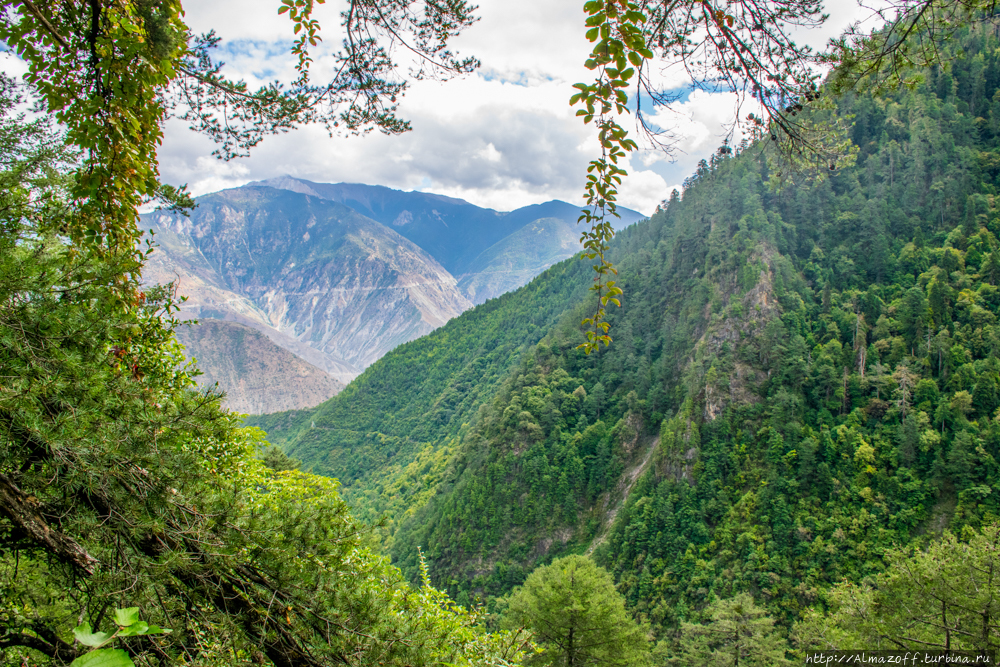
[253,176,644,301]
[140,179,644,410]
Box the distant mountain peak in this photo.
[250,176,323,197]
[249,177,646,274]
[253,176,478,208]
[142,178,649,413]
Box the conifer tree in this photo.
[796,525,1000,655]
[670,594,792,667]
[506,555,650,667]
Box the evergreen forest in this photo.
[9,0,1000,664]
[251,20,1000,661]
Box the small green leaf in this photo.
[70,649,134,667]
[114,608,140,628]
[117,622,148,637]
[73,623,116,649]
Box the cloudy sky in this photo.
[156,0,872,215]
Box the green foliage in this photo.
[69,650,133,667]
[588,25,1000,639]
[261,443,302,471]
[69,608,171,667]
[28,0,1000,664]
[796,523,1000,654]
[572,0,647,353]
[1,0,188,250]
[664,594,792,667]
[73,607,170,650]
[505,555,650,667]
[0,83,524,667]
[0,202,523,665]
[391,338,651,592]
[569,0,862,350]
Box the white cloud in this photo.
[619,165,670,216]
[477,143,502,163]
[17,0,876,217]
[158,0,660,211]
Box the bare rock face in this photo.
[254,177,649,305]
[174,319,344,414]
[142,186,473,386]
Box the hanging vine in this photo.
[572,0,648,354]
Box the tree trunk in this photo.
[0,472,98,575]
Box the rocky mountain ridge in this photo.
[141,180,645,410]
[143,186,472,384]
[253,177,644,280]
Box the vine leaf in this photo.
[113,608,140,627]
[69,649,134,667]
[572,0,650,354]
[72,624,116,649]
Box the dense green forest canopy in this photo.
[252,19,1000,664]
[438,21,1000,614]
[456,21,1000,639]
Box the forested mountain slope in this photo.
[254,23,1000,637]
[398,25,1000,623]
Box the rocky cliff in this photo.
[175,319,344,414]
